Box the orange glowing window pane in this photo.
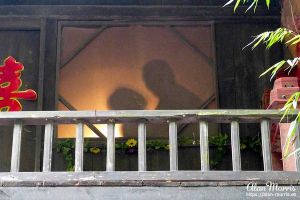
[0,56,37,111]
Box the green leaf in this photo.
[284,147,300,160]
[259,60,286,79]
[234,0,241,12]
[283,120,298,158]
[266,0,270,8]
[223,0,235,7]
[286,35,300,45]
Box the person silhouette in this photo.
[143,59,202,110]
[142,59,203,138]
[108,87,146,137]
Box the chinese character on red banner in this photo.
[0,56,37,111]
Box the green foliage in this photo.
[209,133,229,147]
[56,134,261,170]
[146,139,169,151]
[178,136,196,145]
[278,92,300,158]
[209,133,229,168]
[240,135,262,153]
[226,0,300,160]
[56,139,75,171]
[246,28,293,50]
[224,0,271,12]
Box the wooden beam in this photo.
[168,26,213,67]
[106,123,115,171]
[34,18,47,172]
[43,19,58,111]
[60,26,107,69]
[42,122,54,172]
[10,121,23,172]
[75,123,84,172]
[199,121,209,171]
[58,95,105,138]
[0,6,280,20]
[0,171,300,187]
[260,119,272,171]
[0,110,295,125]
[169,121,178,171]
[231,121,241,171]
[138,123,147,171]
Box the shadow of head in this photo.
[108,87,146,110]
[143,59,175,95]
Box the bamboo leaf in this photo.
[284,147,300,159]
[234,0,241,12]
[293,99,298,109]
[270,60,286,80]
[266,0,270,8]
[246,1,256,12]
[286,35,300,45]
[283,120,297,157]
[259,60,286,78]
[224,0,235,7]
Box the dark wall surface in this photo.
[0,0,281,6]
[0,31,40,172]
[215,21,283,137]
[0,2,281,171]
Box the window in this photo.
[57,22,217,138]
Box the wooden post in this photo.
[169,121,178,171]
[138,123,147,171]
[75,123,84,172]
[199,121,209,171]
[106,123,115,171]
[11,121,23,172]
[260,120,272,171]
[231,121,241,171]
[42,122,54,172]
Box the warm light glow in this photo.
[58,26,216,138]
[57,124,123,138]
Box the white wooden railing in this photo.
[1,110,300,187]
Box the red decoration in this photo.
[0,56,37,111]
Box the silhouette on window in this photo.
[143,59,202,109]
[108,87,146,137]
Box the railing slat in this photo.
[42,122,54,172]
[260,120,272,171]
[106,123,115,171]
[75,123,84,172]
[10,121,23,172]
[199,121,209,171]
[169,121,178,171]
[138,123,147,171]
[231,121,241,171]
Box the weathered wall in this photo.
[0,31,40,172]
[0,2,281,171]
[0,0,281,6]
[215,21,283,137]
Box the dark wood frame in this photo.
[0,4,280,172]
[55,20,219,138]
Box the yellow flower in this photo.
[90,147,101,154]
[126,138,137,148]
[165,145,170,150]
